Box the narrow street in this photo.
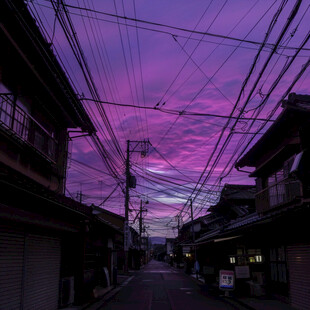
[99,260,241,310]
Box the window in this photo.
[267,155,302,207]
[0,98,13,127]
[0,85,57,161]
[0,83,13,127]
[34,129,45,153]
[13,98,30,140]
[270,246,287,283]
[268,169,286,206]
[267,157,296,207]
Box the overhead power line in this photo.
[177,0,300,219]
[80,97,275,122]
[45,0,310,52]
[33,0,309,58]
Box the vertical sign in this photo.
[219,270,235,290]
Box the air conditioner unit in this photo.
[59,276,74,307]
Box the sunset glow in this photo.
[27,0,310,237]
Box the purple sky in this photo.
[29,0,310,237]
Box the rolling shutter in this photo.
[23,234,61,310]
[287,245,310,310]
[0,227,25,310]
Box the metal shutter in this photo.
[23,234,61,310]
[287,245,310,310]
[0,227,25,310]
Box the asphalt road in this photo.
[99,260,243,310]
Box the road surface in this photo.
[99,260,242,310]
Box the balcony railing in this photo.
[256,178,302,213]
[0,94,57,161]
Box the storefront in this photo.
[0,223,61,310]
[287,244,310,310]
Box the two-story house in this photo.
[193,184,256,289]
[0,0,103,308]
[173,184,256,280]
[236,93,310,309]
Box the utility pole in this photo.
[177,215,180,235]
[139,200,143,249]
[139,200,148,250]
[190,198,198,279]
[190,199,195,244]
[124,141,130,273]
[124,139,150,273]
[77,190,85,204]
[139,200,143,269]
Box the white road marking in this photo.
[120,276,134,287]
[142,270,177,273]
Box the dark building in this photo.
[173,184,256,276]
[182,95,310,309]
[235,93,310,309]
[0,1,122,308]
[193,184,257,289]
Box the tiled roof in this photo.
[225,213,260,230]
[194,213,264,245]
[219,184,256,201]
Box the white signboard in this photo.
[219,270,235,290]
[235,265,250,279]
[182,246,191,254]
[203,266,215,275]
[166,241,173,254]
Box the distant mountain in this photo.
[149,236,166,244]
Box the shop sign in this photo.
[124,221,130,251]
[203,266,215,275]
[235,265,250,279]
[219,270,235,290]
[182,246,191,254]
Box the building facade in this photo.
[236,93,310,309]
[0,1,121,308]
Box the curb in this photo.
[183,269,254,310]
[81,276,135,310]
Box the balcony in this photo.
[256,178,302,213]
[0,94,57,161]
